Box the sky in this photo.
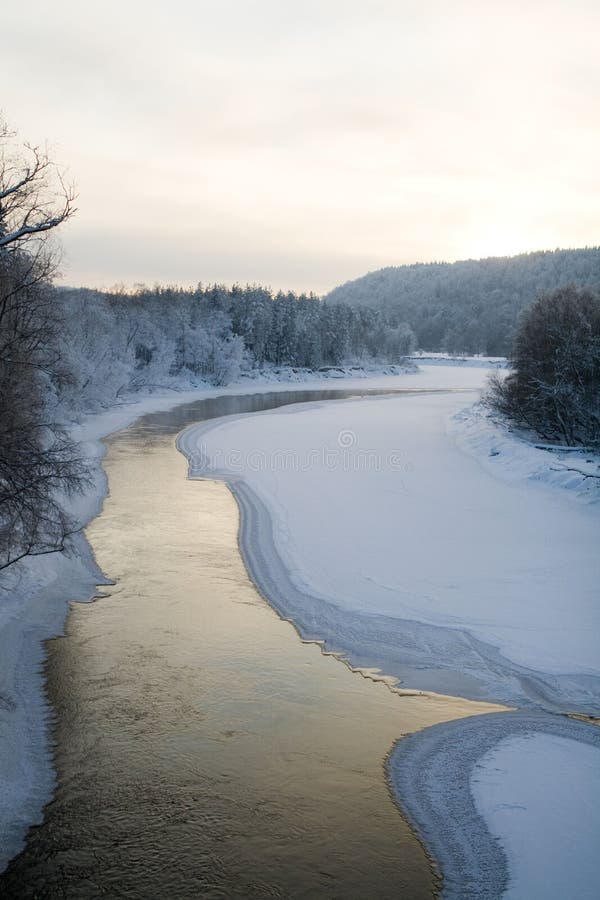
[2,0,599,294]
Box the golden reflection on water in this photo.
[2,394,503,899]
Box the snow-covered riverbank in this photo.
[179,372,600,712]
[389,711,600,900]
[177,364,600,898]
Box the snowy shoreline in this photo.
[178,405,600,898]
[179,420,600,713]
[178,385,600,713]
[176,368,600,899]
[389,711,600,900]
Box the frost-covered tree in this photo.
[486,287,600,447]
[56,289,139,410]
[49,281,414,414]
[0,120,87,571]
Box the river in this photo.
[0,389,500,899]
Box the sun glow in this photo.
[2,1,599,291]
[461,225,552,261]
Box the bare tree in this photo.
[0,131,75,242]
[0,119,87,572]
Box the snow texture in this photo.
[177,363,599,899]
[389,711,600,900]
[408,353,507,368]
[471,731,600,900]
[180,366,600,713]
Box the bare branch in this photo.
[0,118,84,572]
[0,127,77,252]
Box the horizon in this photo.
[61,244,600,298]
[4,1,600,294]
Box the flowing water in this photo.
[1,390,500,899]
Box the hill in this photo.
[324,248,600,355]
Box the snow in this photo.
[389,711,600,900]
[450,402,600,503]
[408,353,507,368]
[177,361,600,897]
[471,732,600,900]
[180,366,600,712]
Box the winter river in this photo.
[0,388,501,899]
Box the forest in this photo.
[54,284,416,412]
[325,248,600,355]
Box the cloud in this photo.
[3,0,599,292]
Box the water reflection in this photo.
[1,390,500,898]
[123,387,432,441]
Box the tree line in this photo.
[54,283,416,412]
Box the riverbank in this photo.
[179,382,600,711]
[389,711,600,900]
[177,367,599,897]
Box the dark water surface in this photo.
[1,390,497,899]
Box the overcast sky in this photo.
[3,0,599,294]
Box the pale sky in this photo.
[3,0,599,294]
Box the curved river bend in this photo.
[1,390,500,899]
